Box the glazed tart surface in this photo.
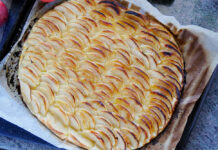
[18,0,184,149]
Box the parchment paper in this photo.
[0,0,218,150]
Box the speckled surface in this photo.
[152,0,218,32]
[183,70,218,150]
[0,0,217,149]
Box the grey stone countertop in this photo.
[0,0,217,150]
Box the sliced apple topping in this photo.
[69,114,80,131]
[24,51,46,65]
[150,27,170,40]
[115,104,133,120]
[67,130,94,149]
[65,69,78,81]
[72,31,90,46]
[62,1,85,17]
[99,111,119,128]
[20,66,39,83]
[90,9,107,21]
[32,26,48,40]
[20,81,31,103]
[98,130,112,150]
[75,109,95,129]
[110,66,129,82]
[114,130,126,150]
[69,22,90,34]
[162,61,184,82]
[55,95,74,114]
[132,52,149,69]
[46,112,68,139]
[153,107,167,128]
[41,73,59,93]
[124,96,143,114]
[101,30,117,39]
[138,126,149,147]
[150,98,171,117]
[36,42,53,52]
[19,0,184,149]
[98,0,121,17]
[28,96,40,114]
[39,18,61,34]
[43,15,66,32]
[141,45,161,63]
[28,32,46,42]
[54,5,76,21]
[31,90,49,115]
[35,22,53,36]
[120,129,139,149]
[82,130,105,150]
[95,116,112,128]
[115,51,131,66]
[95,83,113,95]
[62,37,82,51]
[27,37,44,46]
[37,82,54,104]
[48,38,65,53]
[49,105,69,125]
[105,75,122,89]
[46,10,67,24]
[83,17,98,29]
[28,56,45,71]
[68,130,93,149]
[77,101,96,114]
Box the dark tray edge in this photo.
[176,65,218,150]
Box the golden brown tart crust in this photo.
[18,0,184,149]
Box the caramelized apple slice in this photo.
[114,130,126,150]
[68,130,93,149]
[20,81,31,103]
[120,129,139,149]
[99,111,119,127]
[82,130,105,150]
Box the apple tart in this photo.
[18,0,184,149]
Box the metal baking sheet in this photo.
[0,0,217,149]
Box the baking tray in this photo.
[0,0,217,149]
